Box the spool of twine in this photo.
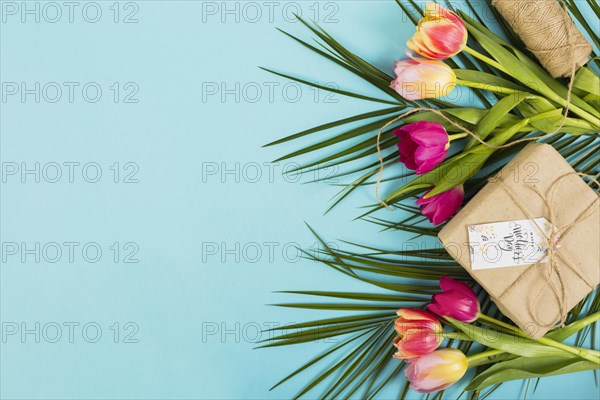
[492,0,591,78]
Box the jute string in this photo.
[375,0,579,210]
[492,172,600,329]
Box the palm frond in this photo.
[264,1,600,398]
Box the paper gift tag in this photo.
[468,218,557,270]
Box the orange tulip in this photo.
[393,308,443,360]
[408,3,468,60]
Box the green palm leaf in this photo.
[263,1,600,398]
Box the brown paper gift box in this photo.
[438,143,600,339]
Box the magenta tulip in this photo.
[416,186,464,226]
[393,308,443,360]
[394,121,450,174]
[428,276,480,323]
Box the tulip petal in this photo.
[433,187,464,225]
[405,362,418,381]
[394,121,449,173]
[397,138,419,170]
[397,308,438,321]
[440,276,472,293]
[409,123,448,146]
[408,3,468,61]
[428,277,480,322]
[408,34,441,60]
[391,58,456,100]
[393,308,443,360]
[419,20,467,58]
[414,147,448,174]
[404,349,468,393]
[432,292,477,321]
[416,187,464,226]
[427,301,445,318]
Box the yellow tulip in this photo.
[404,349,468,393]
[390,55,456,100]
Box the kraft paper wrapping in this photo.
[438,143,600,339]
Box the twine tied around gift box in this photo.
[374,0,582,210]
[492,172,600,329]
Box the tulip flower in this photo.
[408,3,468,60]
[394,121,449,174]
[416,186,464,226]
[428,276,480,323]
[393,308,443,360]
[390,55,456,100]
[405,349,468,393]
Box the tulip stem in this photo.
[448,133,468,141]
[439,332,471,341]
[478,314,600,364]
[466,349,505,367]
[457,81,600,129]
[567,312,600,334]
[463,46,508,74]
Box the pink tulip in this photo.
[390,55,456,100]
[428,276,480,323]
[416,186,464,226]
[394,121,449,174]
[405,349,468,393]
[393,308,443,360]
[408,3,468,60]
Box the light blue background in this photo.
[0,1,598,399]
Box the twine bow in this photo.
[493,172,600,329]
